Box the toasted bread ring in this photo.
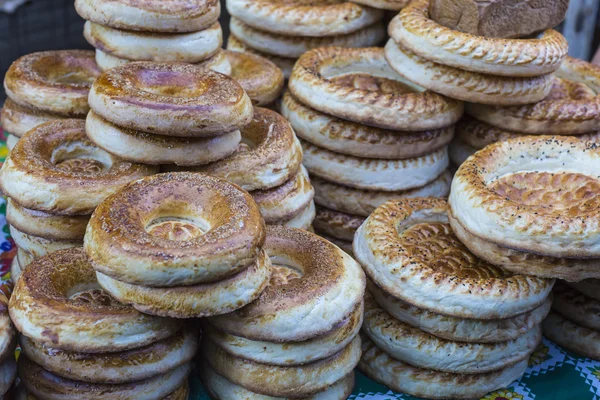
[85,172,265,286]
[88,62,253,137]
[16,383,189,400]
[204,301,361,365]
[85,111,241,166]
[96,248,272,318]
[227,35,295,79]
[351,0,409,10]
[390,0,567,77]
[230,18,385,58]
[191,108,303,191]
[226,0,383,37]
[20,326,198,384]
[311,171,451,217]
[9,224,80,260]
[277,200,316,230]
[75,0,220,33]
[552,282,600,332]
[225,50,284,106]
[209,226,365,342]
[84,21,222,63]
[282,92,454,159]
[290,47,462,130]
[315,232,354,257]
[385,39,555,105]
[16,248,34,270]
[353,198,554,319]
[0,119,157,215]
[542,312,600,360]
[313,206,364,242]
[359,336,529,400]
[3,50,100,117]
[9,248,180,353]
[1,98,67,138]
[19,355,190,400]
[301,139,448,191]
[203,335,361,397]
[10,256,22,283]
[0,291,16,364]
[201,362,354,400]
[450,135,600,258]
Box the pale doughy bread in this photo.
[75,0,220,33]
[567,279,600,301]
[9,224,81,260]
[20,326,197,383]
[230,18,385,58]
[359,336,529,400]
[363,294,541,374]
[0,119,157,215]
[467,65,600,135]
[19,355,190,400]
[9,248,180,353]
[450,136,600,259]
[201,361,355,400]
[96,249,272,319]
[225,50,284,106]
[353,198,554,319]
[204,301,361,365]
[85,111,241,166]
[1,98,66,138]
[3,50,100,117]
[226,0,383,36]
[448,138,476,166]
[94,49,129,70]
[369,279,552,344]
[10,256,21,283]
[209,226,365,342]
[552,282,600,331]
[390,0,567,77]
[313,205,364,242]
[0,357,16,396]
[17,248,34,269]
[85,173,266,287]
[88,62,253,137]
[190,108,303,191]
[0,291,15,363]
[385,39,555,105]
[449,209,600,281]
[289,47,463,130]
[542,312,600,360]
[84,21,222,63]
[252,166,314,224]
[202,336,361,397]
[6,133,18,151]
[278,201,315,230]
[351,0,409,10]
[302,139,449,191]
[7,198,89,241]
[281,92,454,159]
[227,35,295,79]
[311,171,451,217]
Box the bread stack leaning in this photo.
[1,50,100,150]
[354,197,554,399]
[9,248,194,399]
[202,225,365,399]
[0,290,16,399]
[284,46,460,252]
[0,119,156,278]
[451,56,600,165]
[225,0,386,79]
[76,0,230,75]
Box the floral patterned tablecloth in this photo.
[0,131,598,400]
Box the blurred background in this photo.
[0,0,599,102]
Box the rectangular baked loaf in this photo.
[428,0,569,38]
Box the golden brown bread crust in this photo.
[3,50,100,117]
[552,282,600,332]
[226,35,296,79]
[385,39,555,105]
[16,384,189,400]
[190,108,303,191]
[313,205,364,242]
[0,290,16,363]
[289,47,463,131]
[0,98,68,138]
[88,62,253,137]
[9,248,180,353]
[390,0,567,77]
[542,311,600,360]
[225,50,284,106]
[314,231,354,257]
[351,0,409,10]
[85,172,266,287]
[0,119,157,215]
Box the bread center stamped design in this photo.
[69,288,123,308]
[55,158,105,174]
[146,217,206,241]
[490,171,600,215]
[330,73,415,95]
[270,265,303,286]
[402,222,511,279]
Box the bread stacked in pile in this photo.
[76,0,230,75]
[10,248,195,399]
[0,291,16,399]
[225,0,386,79]
[284,46,460,252]
[354,197,554,399]
[1,50,100,150]
[202,225,365,399]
